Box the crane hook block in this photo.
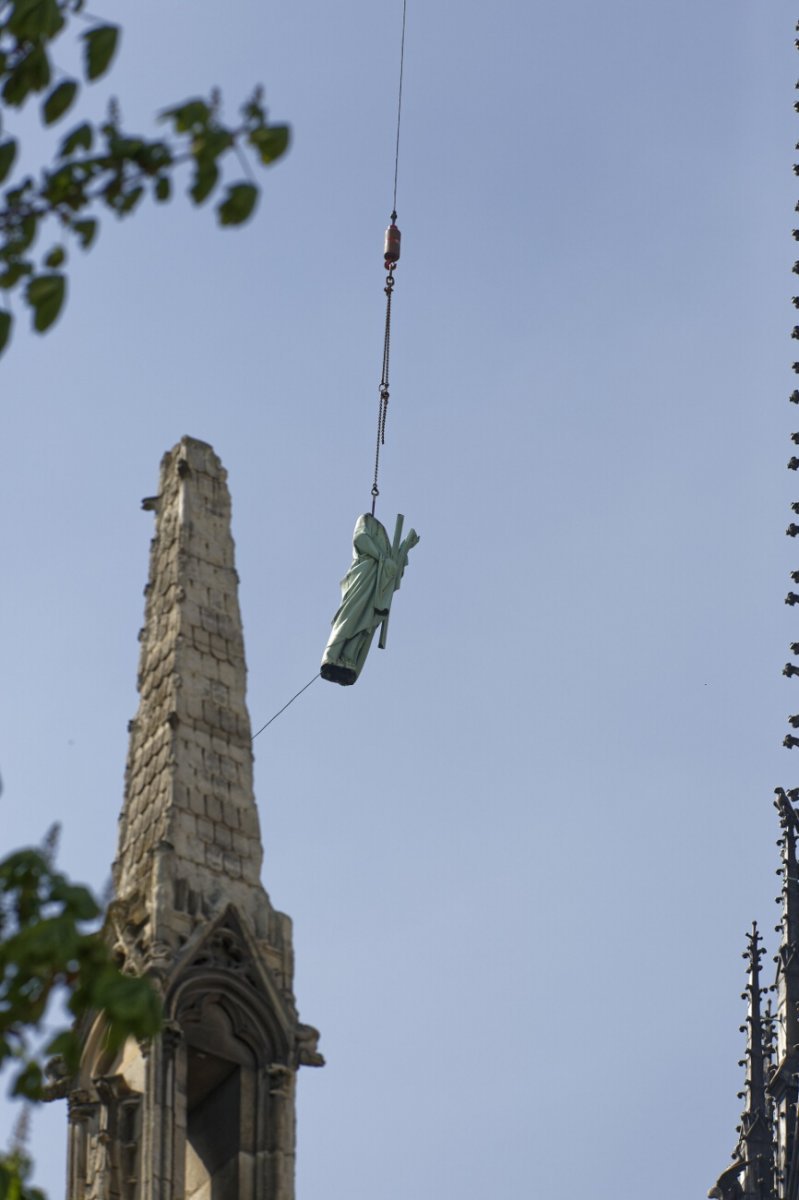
[384,222,401,269]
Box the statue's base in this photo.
[321,662,357,686]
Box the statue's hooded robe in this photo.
[321,512,418,685]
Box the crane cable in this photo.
[252,3,409,738]
[371,0,408,516]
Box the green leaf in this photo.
[242,93,265,124]
[8,0,64,40]
[159,98,210,133]
[248,124,290,165]
[27,44,52,93]
[59,122,93,157]
[72,219,97,249]
[2,69,28,108]
[25,273,65,332]
[190,159,218,205]
[194,128,232,161]
[82,25,119,82]
[41,163,84,208]
[43,1029,77,1057]
[217,182,258,227]
[0,262,33,288]
[2,45,51,107]
[154,175,170,202]
[91,973,162,1043]
[49,879,97,919]
[135,141,172,174]
[0,311,12,356]
[10,913,79,963]
[11,215,38,254]
[0,1154,47,1200]
[11,1060,44,1100]
[0,140,18,185]
[42,79,78,125]
[117,185,143,215]
[44,245,65,268]
[43,1028,80,1070]
[113,136,144,160]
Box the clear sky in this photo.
[0,2,795,1196]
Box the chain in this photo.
[371,267,395,514]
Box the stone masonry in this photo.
[64,437,322,1200]
[115,436,278,957]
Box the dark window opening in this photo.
[185,1046,242,1200]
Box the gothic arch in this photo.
[159,907,298,1199]
[166,904,295,1065]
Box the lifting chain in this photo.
[370,214,401,514]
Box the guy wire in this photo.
[251,673,320,739]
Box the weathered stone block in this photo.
[213,825,232,850]
[222,851,242,879]
[232,831,252,857]
[238,808,261,838]
[209,633,228,660]
[196,817,214,843]
[205,843,224,871]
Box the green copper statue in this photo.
[321,512,419,685]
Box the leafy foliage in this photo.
[0,1150,47,1200]
[0,832,163,1196]
[0,837,162,1101]
[0,0,290,354]
[0,1111,46,1199]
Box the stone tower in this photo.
[65,436,322,1200]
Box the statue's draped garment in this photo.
[321,512,419,685]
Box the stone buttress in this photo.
[64,437,322,1200]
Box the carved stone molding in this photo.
[189,919,261,991]
[295,1024,325,1069]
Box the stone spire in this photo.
[66,437,322,1200]
[738,924,776,1200]
[709,922,777,1200]
[770,790,799,1200]
[114,436,269,939]
[774,791,799,1062]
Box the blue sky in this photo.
[0,2,795,1195]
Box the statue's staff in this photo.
[379,514,404,649]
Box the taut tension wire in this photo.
[251,673,320,740]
